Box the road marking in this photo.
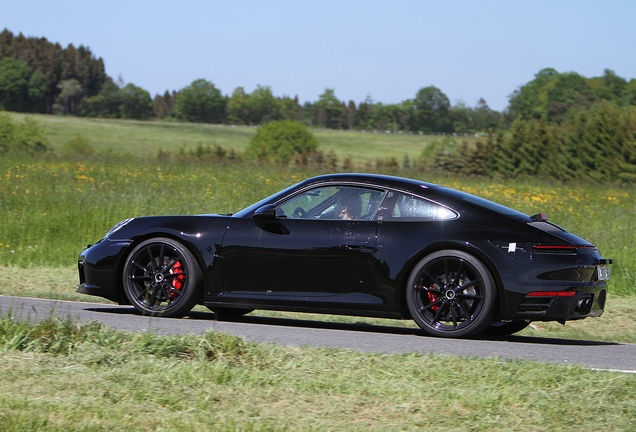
[590,368,636,374]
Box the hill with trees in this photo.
[2,28,636,182]
[0,29,107,115]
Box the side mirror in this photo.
[253,204,278,221]
[252,204,290,235]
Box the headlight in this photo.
[105,218,135,238]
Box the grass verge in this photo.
[1,316,635,431]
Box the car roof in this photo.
[298,173,440,193]
[297,174,533,221]
[232,173,441,218]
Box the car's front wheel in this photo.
[406,250,496,338]
[123,237,201,317]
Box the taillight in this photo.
[526,291,576,297]
[533,245,595,255]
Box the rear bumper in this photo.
[513,285,607,321]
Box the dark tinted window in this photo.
[378,191,457,221]
[277,186,385,221]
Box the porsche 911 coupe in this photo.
[77,173,612,338]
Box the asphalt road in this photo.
[2,295,635,373]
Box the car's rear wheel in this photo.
[406,250,496,338]
[123,237,201,317]
[482,320,530,336]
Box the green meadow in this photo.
[10,112,448,164]
[1,115,632,294]
[1,113,635,431]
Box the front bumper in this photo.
[77,239,131,304]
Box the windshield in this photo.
[232,183,299,218]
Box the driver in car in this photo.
[336,195,362,220]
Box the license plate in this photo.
[597,265,611,281]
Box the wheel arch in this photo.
[114,231,209,305]
[397,240,505,320]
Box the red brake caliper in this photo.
[427,286,440,312]
[170,261,185,299]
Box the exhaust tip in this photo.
[575,297,593,314]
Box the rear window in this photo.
[378,191,458,221]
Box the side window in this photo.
[277,186,385,220]
[278,186,338,219]
[378,191,457,221]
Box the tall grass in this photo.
[0,153,305,266]
[1,150,633,294]
[1,316,635,431]
[1,113,633,294]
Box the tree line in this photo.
[0,29,107,115]
[2,29,636,182]
[3,29,636,134]
[3,30,636,129]
[0,29,513,132]
[417,68,636,182]
[420,101,636,182]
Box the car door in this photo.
[217,185,385,303]
[372,190,460,287]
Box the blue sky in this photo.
[2,1,635,111]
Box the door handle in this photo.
[338,241,369,250]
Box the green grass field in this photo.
[1,138,632,294]
[1,113,635,431]
[11,112,446,164]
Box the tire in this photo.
[482,320,530,337]
[406,250,496,338]
[123,237,202,317]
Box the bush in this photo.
[62,135,95,157]
[0,112,49,154]
[246,120,319,164]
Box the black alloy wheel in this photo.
[123,237,201,317]
[407,250,496,338]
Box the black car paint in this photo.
[78,173,609,326]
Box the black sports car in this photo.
[78,173,612,338]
